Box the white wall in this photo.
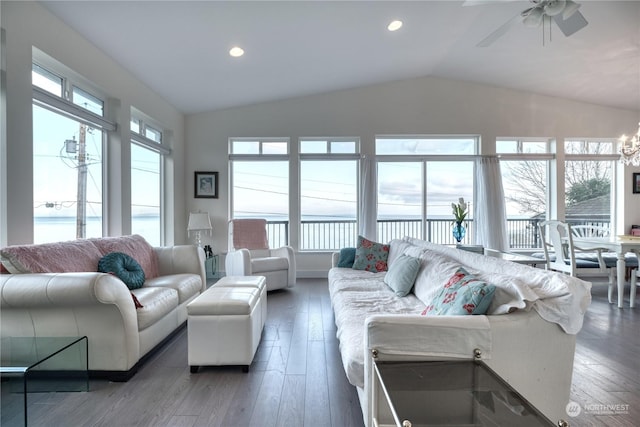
[1,2,186,246]
[187,75,640,276]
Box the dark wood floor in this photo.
[1,278,638,427]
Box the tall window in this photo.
[376,136,475,243]
[497,139,551,249]
[564,139,617,232]
[299,138,359,250]
[229,138,289,247]
[32,59,114,243]
[131,114,169,246]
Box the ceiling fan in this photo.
[466,0,588,47]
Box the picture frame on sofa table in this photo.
[194,171,218,199]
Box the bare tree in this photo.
[503,141,611,214]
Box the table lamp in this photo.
[187,212,212,247]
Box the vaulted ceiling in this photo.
[41,1,640,115]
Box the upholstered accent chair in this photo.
[224,219,296,291]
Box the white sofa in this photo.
[0,235,206,380]
[329,237,591,426]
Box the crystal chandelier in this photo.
[619,122,640,166]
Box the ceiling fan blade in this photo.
[477,13,520,47]
[553,10,588,37]
[462,0,518,6]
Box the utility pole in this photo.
[76,123,87,239]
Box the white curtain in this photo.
[359,155,377,240]
[475,157,509,251]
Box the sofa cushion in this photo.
[131,287,179,330]
[422,267,496,316]
[98,252,146,290]
[383,254,421,297]
[337,247,356,268]
[352,236,390,273]
[0,239,103,274]
[91,235,159,279]
[144,273,202,304]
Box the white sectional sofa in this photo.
[329,237,591,427]
[0,235,206,380]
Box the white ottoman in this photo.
[187,277,266,372]
[213,276,267,328]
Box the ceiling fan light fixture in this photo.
[523,7,544,28]
[562,0,581,19]
[544,0,566,17]
[387,20,403,32]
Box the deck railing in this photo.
[265,218,610,251]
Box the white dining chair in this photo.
[538,220,615,303]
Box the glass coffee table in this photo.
[1,336,88,426]
[373,360,565,426]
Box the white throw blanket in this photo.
[404,237,592,334]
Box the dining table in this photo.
[572,235,640,308]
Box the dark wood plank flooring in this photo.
[1,278,638,426]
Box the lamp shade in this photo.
[187,212,212,231]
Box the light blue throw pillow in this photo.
[383,254,421,297]
[337,247,356,268]
[422,267,495,315]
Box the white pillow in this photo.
[413,250,461,306]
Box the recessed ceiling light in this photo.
[387,20,403,32]
[229,46,244,57]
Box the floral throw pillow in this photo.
[421,267,496,316]
[352,236,390,273]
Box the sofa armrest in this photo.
[331,252,340,268]
[0,272,142,371]
[154,245,206,292]
[1,272,135,308]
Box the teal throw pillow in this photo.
[352,236,390,273]
[422,267,495,316]
[383,254,421,297]
[337,247,356,268]
[98,252,146,290]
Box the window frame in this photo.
[298,137,361,251]
[31,54,112,242]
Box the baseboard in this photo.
[295,270,328,279]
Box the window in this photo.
[299,138,359,250]
[32,59,113,243]
[130,111,169,246]
[564,140,617,232]
[229,138,289,247]
[376,136,476,243]
[497,139,552,249]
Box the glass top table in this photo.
[1,336,88,426]
[373,360,560,427]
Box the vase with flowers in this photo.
[451,197,468,243]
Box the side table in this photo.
[205,254,219,280]
[1,336,88,426]
[373,359,564,426]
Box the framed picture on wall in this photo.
[634,173,640,194]
[194,171,218,198]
